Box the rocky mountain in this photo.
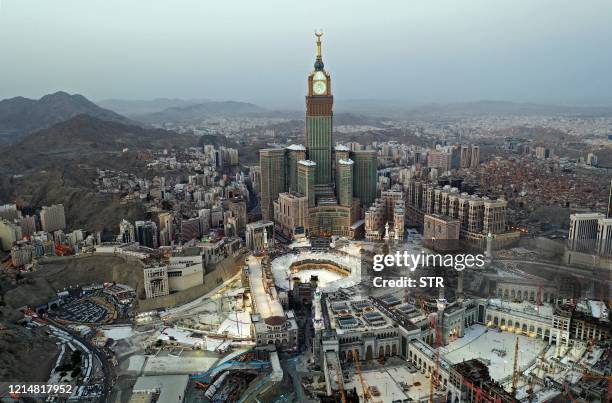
[0,91,133,139]
[134,100,269,123]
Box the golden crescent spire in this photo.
[315,30,323,58]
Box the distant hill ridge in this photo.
[133,100,269,123]
[0,91,133,138]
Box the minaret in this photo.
[485,232,494,261]
[263,226,269,251]
[457,271,464,296]
[312,288,325,362]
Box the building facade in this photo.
[274,192,308,239]
[245,220,274,252]
[40,204,66,233]
[143,265,169,299]
[260,148,287,221]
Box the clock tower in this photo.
[305,31,333,185]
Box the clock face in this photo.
[313,80,327,95]
[313,71,326,80]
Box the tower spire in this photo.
[314,30,324,70]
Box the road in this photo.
[494,258,612,286]
[45,318,115,402]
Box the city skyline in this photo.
[0,3,611,402]
[1,0,612,108]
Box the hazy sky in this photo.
[1,0,611,108]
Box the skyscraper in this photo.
[297,160,317,208]
[336,158,354,207]
[260,33,378,238]
[260,148,287,220]
[286,144,306,193]
[352,150,377,207]
[305,32,333,185]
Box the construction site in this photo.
[117,238,611,403]
[6,241,608,403]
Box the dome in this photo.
[314,60,324,71]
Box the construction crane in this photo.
[511,337,519,397]
[429,315,442,403]
[335,364,347,403]
[352,346,372,403]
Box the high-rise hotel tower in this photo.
[306,32,333,185]
[261,33,377,238]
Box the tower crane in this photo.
[429,315,442,403]
[511,337,519,397]
[352,346,372,402]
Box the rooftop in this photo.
[132,375,189,403]
[325,296,394,335]
[298,159,317,167]
[487,298,554,321]
[286,144,306,151]
[246,256,284,319]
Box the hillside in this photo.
[16,113,196,152]
[0,115,199,238]
[0,255,144,383]
[0,91,133,139]
[0,114,199,172]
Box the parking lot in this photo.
[54,296,117,324]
